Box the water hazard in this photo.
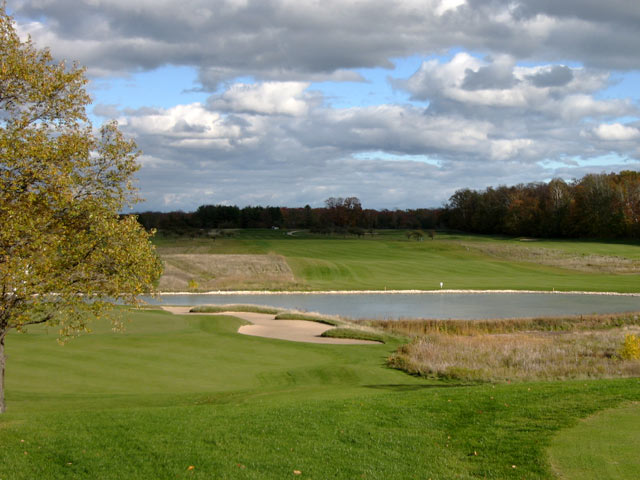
[144,292,640,320]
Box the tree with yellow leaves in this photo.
[0,8,163,413]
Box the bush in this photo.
[619,334,640,360]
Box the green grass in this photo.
[2,308,640,479]
[548,402,640,479]
[320,327,388,343]
[153,230,640,292]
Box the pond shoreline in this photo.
[156,289,640,296]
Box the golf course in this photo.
[155,229,640,292]
[2,231,640,479]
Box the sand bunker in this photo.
[162,306,378,345]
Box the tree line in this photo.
[136,196,442,235]
[443,171,640,239]
[136,171,640,239]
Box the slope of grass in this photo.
[274,312,342,325]
[548,402,640,479]
[320,327,388,343]
[2,308,640,479]
[153,230,640,292]
[190,304,282,314]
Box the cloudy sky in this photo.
[10,0,640,211]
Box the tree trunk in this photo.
[0,333,5,413]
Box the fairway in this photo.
[1,308,640,479]
[153,231,640,292]
[548,402,640,479]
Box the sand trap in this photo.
[161,306,379,344]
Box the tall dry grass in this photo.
[365,312,640,337]
[388,328,640,382]
[157,254,303,291]
[377,312,640,382]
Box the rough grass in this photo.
[320,327,388,343]
[189,304,282,314]
[388,327,640,382]
[464,242,640,274]
[365,311,640,336]
[158,253,300,291]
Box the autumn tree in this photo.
[0,8,163,413]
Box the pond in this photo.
[144,292,640,320]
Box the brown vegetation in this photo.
[364,312,640,336]
[388,328,640,382]
[158,254,299,291]
[464,243,640,274]
[373,312,640,382]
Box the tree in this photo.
[406,230,424,241]
[0,8,163,413]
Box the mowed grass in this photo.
[548,402,640,479]
[153,230,640,292]
[2,308,640,479]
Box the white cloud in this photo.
[398,55,636,129]
[435,0,466,16]
[490,139,533,161]
[208,82,313,116]
[594,123,640,141]
[13,0,640,84]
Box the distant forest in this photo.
[136,171,640,239]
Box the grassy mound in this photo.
[320,327,387,343]
[189,304,281,314]
[274,312,342,326]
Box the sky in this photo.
[9,0,640,212]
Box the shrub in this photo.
[619,334,640,360]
